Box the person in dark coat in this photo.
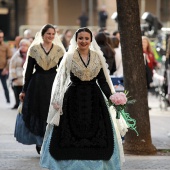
[77,12,89,27]
[98,6,108,28]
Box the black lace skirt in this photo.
[50,81,114,160]
[22,71,56,137]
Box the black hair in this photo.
[111,36,119,48]
[113,30,119,36]
[41,24,55,36]
[0,30,3,33]
[95,32,107,45]
[75,27,92,42]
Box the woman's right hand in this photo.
[19,92,25,102]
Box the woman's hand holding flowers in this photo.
[108,91,138,135]
[109,92,127,106]
[109,92,128,119]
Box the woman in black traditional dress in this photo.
[40,27,127,169]
[17,24,65,153]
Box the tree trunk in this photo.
[116,0,156,155]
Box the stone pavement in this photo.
[0,84,170,170]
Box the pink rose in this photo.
[109,92,127,105]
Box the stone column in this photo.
[26,0,49,25]
[53,0,59,25]
[89,0,93,26]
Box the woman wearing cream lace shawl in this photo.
[40,27,128,170]
[17,24,65,154]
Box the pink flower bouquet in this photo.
[109,91,135,115]
[108,91,138,135]
[109,92,127,106]
[108,92,129,119]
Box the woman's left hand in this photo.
[19,92,25,102]
[1,68,9,75]
[52,102,60,110]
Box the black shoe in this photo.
[36,145,41,154]
[11,105,18,110]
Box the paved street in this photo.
[0,84,170,170]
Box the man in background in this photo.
[98,5,108,28]
[77,12,88,28]
[0,30,12,103]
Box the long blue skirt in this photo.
[40,122,121,170]
[14,113,43,146]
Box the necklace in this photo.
[77,50,90,67]
[41,43,53,53]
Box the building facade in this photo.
[0,0,170,39]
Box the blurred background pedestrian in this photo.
[98,5,108,29]
[77,11,88,27]
[61,29,73,51]
[9,39,30,109]
[23,29,34,43]
[11,36,23,55]
[95,32,116,75]
[0,29,12,104]
[112,36,123,77]
[165,37,170,104]
[142,36,161,84]
[142,36,163,110]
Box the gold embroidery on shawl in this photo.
[71,50,102,81]
[29,44,64,70]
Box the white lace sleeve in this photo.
[47,53,73,126]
